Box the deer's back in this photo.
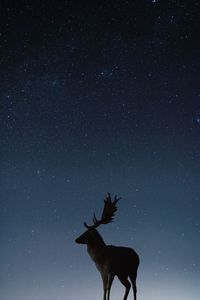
[105,245,139,275]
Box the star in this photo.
[196,117,200,124]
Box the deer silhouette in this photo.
[75,193,139,300]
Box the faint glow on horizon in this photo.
[2,275,200,300]
[12,278,199,300]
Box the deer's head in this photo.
[75,228,99,244]
[75,193,120,245]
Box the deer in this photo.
[75,193,140,300]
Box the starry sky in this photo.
[0,1,200,300]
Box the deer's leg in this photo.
[107,274,114,300]
[129,274,137,300]
[130,274,137,300]
[117,275,131,300]
[101,273,108,300]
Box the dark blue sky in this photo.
[1,1,200,299]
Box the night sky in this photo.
[1,1,200,299]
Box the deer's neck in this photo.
[87,237,106,267]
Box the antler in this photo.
[84,193,120,229]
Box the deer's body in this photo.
[90,244,139,276]
[75,194,140,300]
[85,230,139,276]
